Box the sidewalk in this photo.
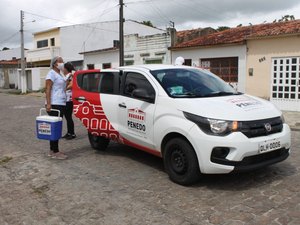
[283,111,300,131]
[0,88,299,131]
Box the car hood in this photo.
[175,94,281,121]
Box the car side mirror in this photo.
[132,88,155,103]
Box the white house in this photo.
[81,32,172,69]
[26,20,165,68]
[169,31,247,92]
[21,20,165,91]
[0,48,28,89]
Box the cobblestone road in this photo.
[0,93,299,225]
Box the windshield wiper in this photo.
[202,91,240,97]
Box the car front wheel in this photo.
[88,132,110,151]
[163,138,201,185]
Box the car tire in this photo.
[88,132,110,151]
[163,138,201,186]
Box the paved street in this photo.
[0,92,299,225]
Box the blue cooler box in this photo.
[36,109,63,141]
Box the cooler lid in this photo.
[36,115,62,122]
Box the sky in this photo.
[1,0,300,49]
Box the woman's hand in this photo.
[46,103,51,112]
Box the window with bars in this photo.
[200,57,238,82]
[272,57,300,100]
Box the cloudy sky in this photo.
[1,0,300,49]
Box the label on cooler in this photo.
[38,122,51,135]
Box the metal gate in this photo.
[271,57,300,111]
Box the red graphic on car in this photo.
[73,101,122,142]
[128,108,146,121]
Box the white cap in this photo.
[175,56,185,66]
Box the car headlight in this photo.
[183,112,239,136]
[208,119,229,134]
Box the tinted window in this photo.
[37,39,48,48]
[79,73,101,92]
[150,68,239,98]
[100,73,114,94]
[124,72,155,98]
[77,72,115,94]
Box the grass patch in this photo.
[0,156,13,165]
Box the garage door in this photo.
[271,57,300,111]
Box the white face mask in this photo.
[57,63,64,70]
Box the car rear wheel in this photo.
[163,138,201,186]
[88,132,110,151]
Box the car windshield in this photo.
[150,68,241,98]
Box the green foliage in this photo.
[216,26,230,32]
[141,21,154,27]
[274,15,295,23]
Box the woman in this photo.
[45,56,67,160]
[62,62,76,140]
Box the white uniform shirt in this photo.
[65,73,73,102]
[46,70,66,105]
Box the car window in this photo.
[100,73,115,94]
[150,68,240,98]
[78,73,101,93]
[77,72,115,94]
[123,72,155,99]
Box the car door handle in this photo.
[75,96,86,101]
[118,103,127,108]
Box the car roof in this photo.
[119,64,194,71]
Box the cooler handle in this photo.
[39,108,61,117]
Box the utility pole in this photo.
[119,0,124,66]
[20,10,26,93]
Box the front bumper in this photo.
[189,124,291,174]
[219,148,289,173]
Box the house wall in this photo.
[27,28,61,63]
[8,68,18,87]
[82,32,171,68]
[0,66,18,88]
[171,45,247,92]
[33,28,61,48]
[124,33,171,65]
[246,36,300,99]
[84,51,119,69]
[0,48,27,60]
[60,20,165,63]
[39,67,50,90]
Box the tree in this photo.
[277,15,295,22]
[216,26,230,32]
[2,47,10,51]
[236,24,243,27]
[141,21,154,27]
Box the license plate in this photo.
[258,139,281,153]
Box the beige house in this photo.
[245,22,300,111]
[170,20,300,111]
[27,28,60,67]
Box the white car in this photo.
[72,65,291,185]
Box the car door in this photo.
[73,70,121,141]
[118,70,157,151]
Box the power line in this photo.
[23,10,120,34]
[125,4,166,25]
[81,1,119,52]
[149,0,171,24]
[170,0,223,23]
[0,32,19,47]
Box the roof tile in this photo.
[172,20,300,49]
